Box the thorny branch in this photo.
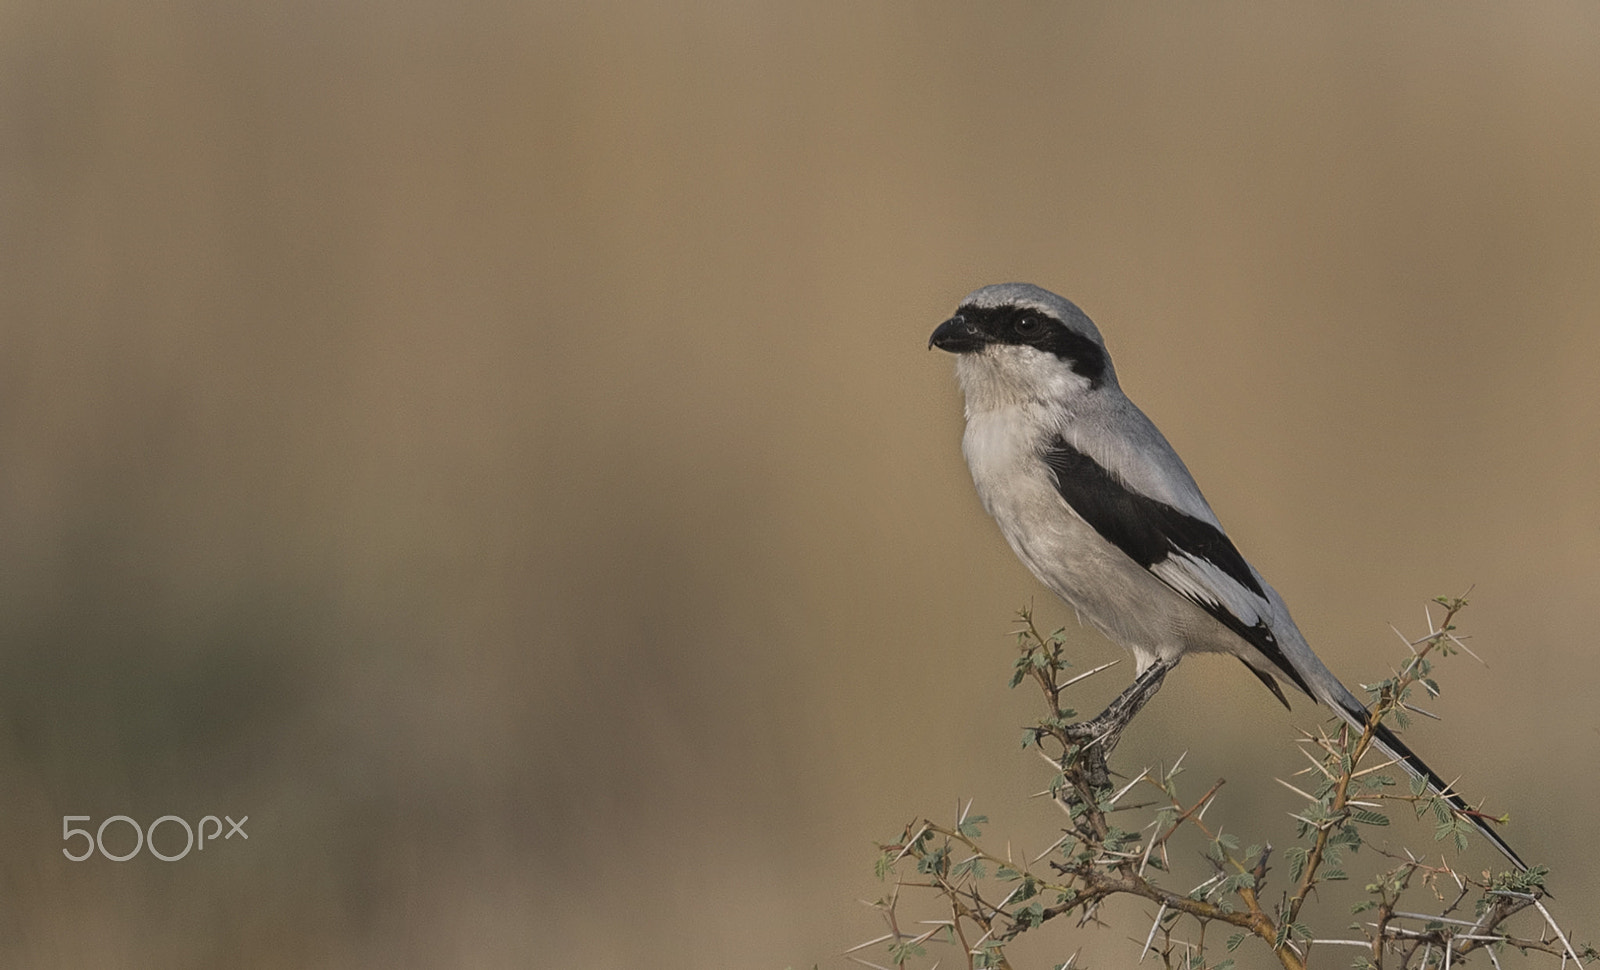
[855,595,1589,970]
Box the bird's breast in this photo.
[961,406,1049,515]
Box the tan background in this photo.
[3,3,1597,968]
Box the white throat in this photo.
[954,345,1095,417]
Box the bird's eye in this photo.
[1014,314,1045,337]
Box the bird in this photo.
[929,281,1525,872]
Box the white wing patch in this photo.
[1150,551,1269,630]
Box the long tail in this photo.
[1321,686,1526,872]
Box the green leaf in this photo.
[1286,845,1309,882]
[1013,900,1045,929]
[1207,831,1240,863]
[958,814,988,838]
[1226,931,1249,952]
[888,941,926,962]
[1329,824,1362,847]
[973,942,1005,969]
[1350,809,1390,827]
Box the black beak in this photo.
[929,314,985,353]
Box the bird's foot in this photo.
[1058,657,1177,789]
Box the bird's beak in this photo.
[929,314,984,353]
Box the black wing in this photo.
[1041,436,1313,699]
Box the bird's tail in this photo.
[1320,685,1526,872]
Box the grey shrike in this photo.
[929,281,1524,872]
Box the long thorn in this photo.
[1275,777,1320,803]
[1059,660,1121,689]
[1139,903,1167,963]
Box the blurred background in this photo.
[3,2,1597,967]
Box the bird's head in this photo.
[930,283,1116,409]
